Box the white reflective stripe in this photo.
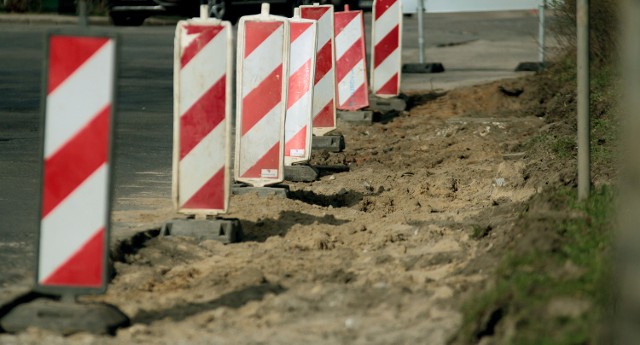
[242,25,284,97]
[374,1,400,44]
[312,69,335,117]
[285,89,312,143]
[239,103,282,176]
[335,15,361,59]
[290,27,315,75]
[178,121,226,204]
[45,41,114,158]
[38,164,108,282]
[337,60,366,105]
[373,48,400,91]
[316,9,332,50]
[179,29,227,116]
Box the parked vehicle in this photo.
[108,0,360,26]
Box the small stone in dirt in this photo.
[345,317,357,329]
[494,178,506,187]
[547,297,591,318]
[337,188,348,195]
[359,225,367,232]
[329,175,336,180]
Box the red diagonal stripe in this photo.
[374,0,396,19]
[313,101,335,127]
[285,125,307,156]
[339,82,368,110]
[336,41,364,82]
[181,25,224,67]
[182,167,225,210]
[48,36,109,94]
[300,7,329,21]
[314,43,333,84]
[291,22,313,43]
[42,106,110,218]
[288,59,312,109]
[334,12,359,36]
[241,142,281,178]
[244,21,282,58]
[42,228,104,288]
[242,66,282,136]
[180,76,226,159]
[375,73,399,96]
[374,26,399,68]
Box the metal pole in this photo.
[577,0,590,200]
[417,0,425,64]
[78,0,88,27]
[538,0,545,64]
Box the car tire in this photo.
[109,12,147,26]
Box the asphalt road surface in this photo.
[0,11,541,289]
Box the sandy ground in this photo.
[0,76,557,344]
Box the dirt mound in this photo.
[1,77,567,344]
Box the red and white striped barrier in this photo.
[371,0,402,97]
[334,5,369,110]
[173,18,232,214]
[300,4,337,136]
[285,10,317,166]
[37,33,116,292]
[234,4,289,187]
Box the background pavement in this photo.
[0,9,549,291]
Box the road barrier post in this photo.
[0,29,128,334]
[166,6,242,242]
[284,8,320,182]
[300,3,338,136]
[334,4,369,111]
[233,3,289,195]
[371,0,403,98]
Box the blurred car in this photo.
[108,0,361,26]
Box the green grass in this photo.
[459,186,614,345]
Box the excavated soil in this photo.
[1,77,562,344]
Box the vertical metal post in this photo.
[78,0,88,27]
[417,0,425,64]
[538,0,545,64]
[577,0,590,200]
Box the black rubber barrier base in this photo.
[402,62,445,74]
[312,135,345,153]
[163,218,243,244]
[284,165,319,182]
[515,61,545,72]
[0,298,129,335]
